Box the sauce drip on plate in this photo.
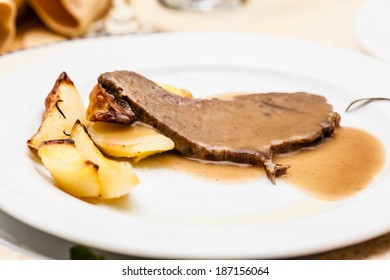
[275,127,385,200]
[136,127,385,200]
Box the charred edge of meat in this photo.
[88,81,135,124]
[98,74,123,97]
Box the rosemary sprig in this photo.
[55,99,66,119]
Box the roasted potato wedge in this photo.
[71,121,139,199]
[158,83,193,98]
[38,139,101,198]
[30,73,192,199]
[38,121,139,199]
[28,72,90,150]
[87,122,174,162]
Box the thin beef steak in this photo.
[97,71,340,183]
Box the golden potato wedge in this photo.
[71,120,104,165]
[87,122,174,163]
[98,160,140,199]
[27,72,90,150]
[38,120,139,199]
[71,120,139,199]
[38,139,101,198]
[158,83,193,98]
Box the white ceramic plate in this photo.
[355,0,390,62]
[0,33,389,259]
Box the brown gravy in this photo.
[136,151,264,182]
[276,127,385,200]
[135,127,385,200]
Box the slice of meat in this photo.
[98,70,340,183]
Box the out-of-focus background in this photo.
[1,0,366,54]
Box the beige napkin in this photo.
[0,0,16,51]
[0,0,111,52]
[27,0,110,36]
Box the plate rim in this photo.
[1,32,390,259]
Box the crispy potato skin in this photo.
[44,72,73,110]
[27,72,89,150]
[41,138,75,146]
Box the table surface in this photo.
[1,0,390,260]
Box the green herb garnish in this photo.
[70,245,106,260]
